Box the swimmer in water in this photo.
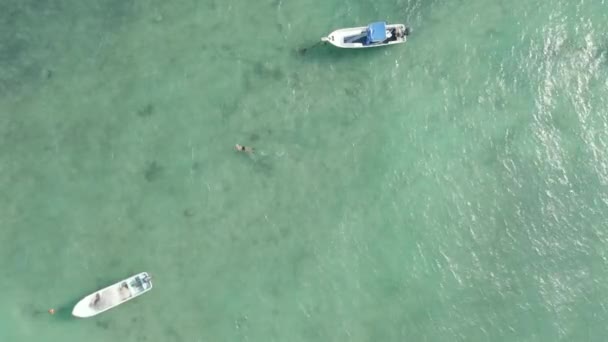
[235,144,254,153]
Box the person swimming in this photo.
[235,144,254,153]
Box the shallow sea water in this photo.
[1,0,608,341]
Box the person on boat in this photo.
[235,144,254,153]
[92,293,101,306]
[120,282,131,298]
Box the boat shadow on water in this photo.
[294,40,389,63]
[53,299,81,322]
[30,295,83,323]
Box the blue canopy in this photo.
[366,22,387,44]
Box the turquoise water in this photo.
[1,0,608,340]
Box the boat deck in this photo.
[345,34,366,44]
[92,283,132,310]
[345,29,402,45]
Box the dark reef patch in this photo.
[144,161,163,182]
[136,103,155,117]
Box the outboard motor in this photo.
[404,27,412,36]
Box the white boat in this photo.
[321,22,410,49]
[72,272,153,318]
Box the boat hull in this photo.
[72,272,152,318]
[322,24,407,49]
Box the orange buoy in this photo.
[48,308,56,315]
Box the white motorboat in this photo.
[321,22,410,49]
[72,272,153,318]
